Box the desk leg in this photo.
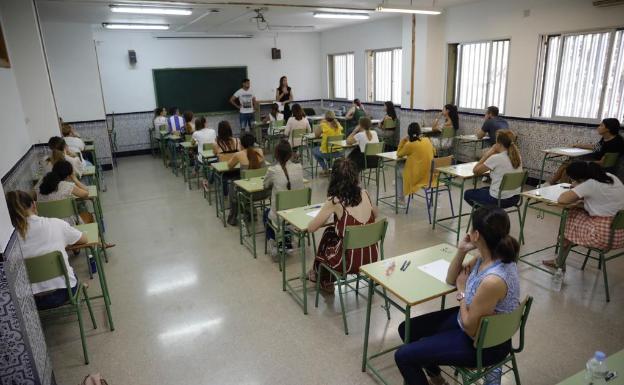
[394,160,399,215]
[281,222,287,292]
[361,278,375,372]
[92,245,114,330]
[300,232,308,315]
[555,208,569,256]
[519,199,530,245]
[238,190,244,245]
[455,179,466,244]
[432,174,443,230]
[251,193,257,258]
[538,153,549,185]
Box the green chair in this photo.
[25,251,97,364]
[314,219,390,335]
[466,171,528,244]
[241,167,268,179]
[264,188,315,271]
[406,155,455,224]
[362,142,386,190]
[602,152,620,169]
[184,134,193,142]
[437,126,456,157]
[580,210,624,302]
[290,127,308,160]
[267,120,286,152]
[445,296,533,385]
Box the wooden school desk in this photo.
[375,151,406,214]
[556,349,623,385]
[538,147,592,184]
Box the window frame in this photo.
[366,47,402,105]
[327,52,355,100]
[450,38,511,114]
[532,26,623,123]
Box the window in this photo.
[367,48,402,105]
[328,53,354,100]
[534,29,624,121]
[449,40,510,112]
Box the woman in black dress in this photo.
[276,76,293,121]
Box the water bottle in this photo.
[585,351,608,385]
[551,268,564,292]
[88,254,97,274]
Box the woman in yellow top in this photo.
[313,110,344,175]
[397,123,435,203]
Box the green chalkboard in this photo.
[153,66,247,113]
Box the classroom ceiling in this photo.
[35,0,478,33]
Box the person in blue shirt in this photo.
[477,106,508,148]
[167,106,185,134]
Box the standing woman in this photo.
[276,76,293,121]
[213,121,241,159]
[380,101,399,145]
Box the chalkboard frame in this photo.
[152,66,248,114]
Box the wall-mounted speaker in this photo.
[128,50,137,65]
[271,48,281,60]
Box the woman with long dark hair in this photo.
[395,207,520,385]
[213,121,240,159]
[283,103,311,150]
[263,140,304,259]
[276,76,293,121]
[431,104,459,151]
[543,160,624,269]
[226,133,265,225]
[307,158,379,293]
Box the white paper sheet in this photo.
[306,209,321,218]
[418,259,451,283]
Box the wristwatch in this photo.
[456,292,465,302]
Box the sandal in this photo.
[542,259,566,271]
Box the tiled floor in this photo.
[46,155,624,385]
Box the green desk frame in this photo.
[235,177,270,259]
[375,152,405,215]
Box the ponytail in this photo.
[6,191,34,239]
[471,207,519,263]
[497,130,521,169]
[567,160,614,184]
[275,140,293,190]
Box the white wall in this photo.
[0,0,59,144]
[92,30,322,114]
[320,17,403,101]
[444,0,624,117]
[40,22,105,122]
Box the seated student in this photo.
[263,103,284,124]
[263,140,304,259]
[37,160,89,224]
[191,117,216,155]
[61,124,85,154]
[226,133,265,226]
[213,121,241,159]
[346,117,379,171]
[183,111,195,135]
[283,103,311,150]
[153,107,168,130]
[45,137,85,178]
[307,158,379,293]
[464,130,523,207]
[476,106,508,148]
[548,118,624,185]
[396,123,436,204]
[380,101,399,144]
[6,191,87,310]
[431,104,459,150]
[345,98,366,135]
[313,110,344,175]
[395,207,520,385]
[167,107,185,134]
[544,161,624,269]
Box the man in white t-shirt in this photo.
[230,78,257,131]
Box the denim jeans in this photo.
[395,307,510,385]
[34,279,79,310]
[312,147,340,171]
[463,187,519,208]
[239,113,254,131]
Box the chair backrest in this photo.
[499,171,528,194]
[273,119,285,128]
[603,152,620,169]
[275,188,312,211]
[475,296,533,351]
[382,118,396,130]
[303,108,316,116]
[428,155,454,188]
[364,142,384,156]
[158,124,168,133]
[185,134,193,142]
[24,251,68,285]
[203,143,213,151]
[290,128,307,141]
[36,198,78,220]
[327,134,344,142]
[241,167,267,179]
[343,219,388,250]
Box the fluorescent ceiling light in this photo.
[315,8,371,14]
[313,12,370,20]
[376,5,441,15]
[268,25,315,31]
[154,32,252,38]
[110,5,192,16]
[103,23,170,30]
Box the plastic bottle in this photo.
[585,351,608,385]
[551,268,564,292]
[88,254,97,274]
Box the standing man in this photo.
[230,78,257,132]
[476,106,508,147]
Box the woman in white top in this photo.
[191,117,216,155]
[283,103,311,150]
[6,190,87,309]
[346,117,379,171]
[544,161,624,269]
[37,160,89,224]
[465,130,522,207]
[153,107,168,130]
[263,140,305,259]
[61,124,85,153]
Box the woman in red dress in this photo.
[307,158,380,293]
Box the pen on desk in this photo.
[403,261,411,271]
[305,205,322,210]
[400,260,407,271]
